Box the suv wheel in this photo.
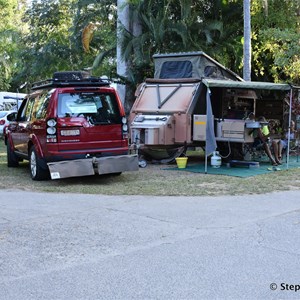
[7,142,19,167]
[29,146,49,180]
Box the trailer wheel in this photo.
[142,146,186,164]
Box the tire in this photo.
[7,142,19,167]
[29,146,49,180]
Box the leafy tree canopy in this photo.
[120,0,244,85]
[13,0,117,91]
[0,0,26,91]
[2,0,300,94]
[252,0,300,83]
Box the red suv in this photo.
[6,71,138,180]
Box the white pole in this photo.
[117,0,129,105]
[287,88,293,169]
[243,0,251,81]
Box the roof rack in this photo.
[31,71,110,91]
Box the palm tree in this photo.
[118,0,226,82]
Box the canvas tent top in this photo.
[153,52,244,82]
[202,78,291,91]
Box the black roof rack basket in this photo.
[31,71,110,90]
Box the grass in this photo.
[1,140,300,196]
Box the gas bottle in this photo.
[211,151,222,168]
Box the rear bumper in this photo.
[47,154,139,179]
[44,146,129,162]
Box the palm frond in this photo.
[92,48,115,70]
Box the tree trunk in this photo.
[117,0,129,106]
[117,0,143,114]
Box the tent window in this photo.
[204,66,218,77]
[160,61,192,79]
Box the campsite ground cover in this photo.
[1,141,300,196]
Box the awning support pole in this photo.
[286,88,293,170]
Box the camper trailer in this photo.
[129,52,293,162]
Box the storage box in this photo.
[193,115,209,141]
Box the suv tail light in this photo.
[46,118,57,143]
[122,117,128,139]
[0,120,5,125]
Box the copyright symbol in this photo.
[270,283,277,290]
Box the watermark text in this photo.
[270,283,300,292]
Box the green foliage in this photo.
[15,0,73,86]
[0,0,26,91]
[12,0,117,89]
[251,0,300,83]
[70,0,117,76]
[120,0,244,85]
[254,28,300,84]
[1,0,300,100]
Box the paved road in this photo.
[0,189,300,299]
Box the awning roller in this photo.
[202,79,291,91]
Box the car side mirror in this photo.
[7,112,17,121]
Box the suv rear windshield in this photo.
[58,92,121,124]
